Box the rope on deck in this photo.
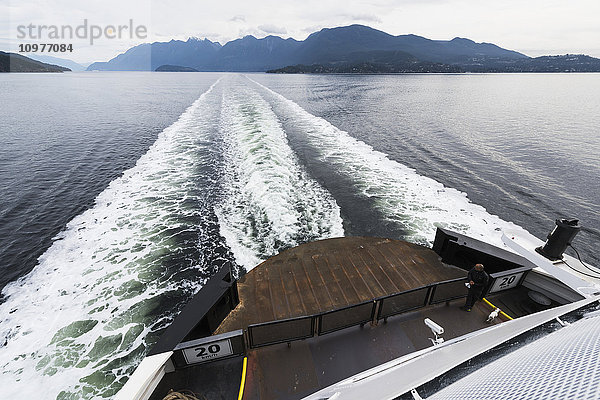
[162,390,201,400]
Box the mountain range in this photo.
[87,24,530,72]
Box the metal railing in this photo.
[246,276,467,349]
[248,315,314,348]
[428,278,469,304]
[318,300,376,335]
[377,286,431,321]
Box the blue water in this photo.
[0,72,598,399]
[250,73,600,254]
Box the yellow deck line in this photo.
[238,356,248,400]
[482,297,514,320]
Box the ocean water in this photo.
[0,72,598,399]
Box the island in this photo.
[155,65,199,72]
[267,62,462,74]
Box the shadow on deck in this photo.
[242,298,503,400]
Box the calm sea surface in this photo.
[0,72,598,399]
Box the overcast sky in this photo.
[2,0,600,63]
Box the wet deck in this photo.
[242,298,505,400]
[146,297,516,400]
[216,237,466,333]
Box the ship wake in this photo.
[0,74,533,400]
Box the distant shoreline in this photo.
[266,56,600,74]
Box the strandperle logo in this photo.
[16,19,148,45]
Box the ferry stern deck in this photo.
[149,236,557,400]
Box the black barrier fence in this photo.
[318,300,376,335]
[246,276,469,349]
[378,286,432,320]
[429,278,469,304]
[248,315,314,348]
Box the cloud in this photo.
[258,24,287,35]
[4,0,600,61]
[238,27,262,38]
[302,25,324,33]
[346,13,382,23]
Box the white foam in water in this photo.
[216,80,344,269]
[248,77,532,248]
[0,76,346,399]
[0,80,224,399]
[0,74,535,400]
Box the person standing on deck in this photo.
[461,263,489,312]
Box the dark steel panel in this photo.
[149,265,239,355]
[318,300,376,335]
[433,228,537,274]
[377,286,432,320]
[248,315,315,348]
[429,278,468,304]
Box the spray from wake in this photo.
[216,80,344,269]
[249,77,531,248]
[0,74,536,400]
[0,79,230,399]
[0,76,348,399]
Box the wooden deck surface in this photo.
[216,237,466,333]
